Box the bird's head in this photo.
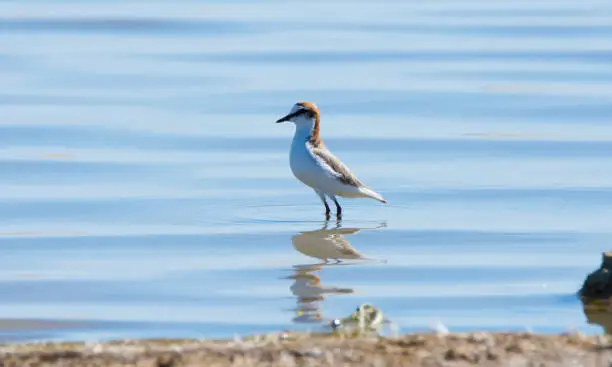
[275,101,320,127]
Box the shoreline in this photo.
[1,331,611,366]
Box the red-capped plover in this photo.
[276,101,387,218]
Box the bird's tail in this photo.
[359,187,387,204]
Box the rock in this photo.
[579,252,612,300]
[580,252,612,335]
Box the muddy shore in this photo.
[1,331,611,367]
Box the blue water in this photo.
[1,0,612,342]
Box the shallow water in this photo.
[1,0,612,342]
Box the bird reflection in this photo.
[284,219,386,324]
[292,219,386,264]
[285,264,353,323]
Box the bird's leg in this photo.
[322,218,330,230]
[316,190,331,219]
[332,196,342,219]
[332,218,342,229]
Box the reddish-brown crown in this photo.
[296,101,320,115]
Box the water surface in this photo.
[1,0,612,342]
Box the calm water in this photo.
[1,0,612,342]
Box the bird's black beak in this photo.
[275,110,302,123]
[275,114,291,123]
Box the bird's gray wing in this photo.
[308,144,363,187]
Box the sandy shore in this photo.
[1,331,611,367]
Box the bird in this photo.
[276,101,387,218]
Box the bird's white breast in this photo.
[289,129,322,189]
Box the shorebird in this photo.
[276,101,387,218]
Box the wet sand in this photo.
[1,331,611,367]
